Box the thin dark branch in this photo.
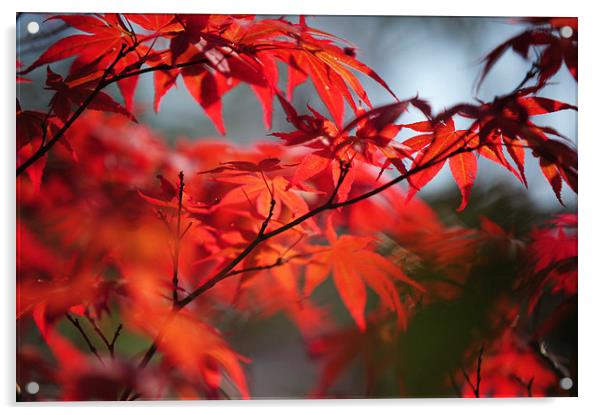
[461,365,477,396]
[84,316,122,358]
[85,315,111,352]
[119,308,178,400]
[172,171,185,305]
[475,344,484,398]
[17,43,129,176]
[105,57,209,84]
[258,199,277,237]
[65,313,103,364]
[109,324,123,358]
[527,377,534,397]
[449,372,462,397]
[461,344,485,398]
[511,63,540,95]
[510,374,534,397]
[226,257,286,278]
[180,221,193,239]
[328,159,352,204]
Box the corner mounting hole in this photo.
[25,381,39,395]
[560,26,573,39]
[27,21,40,35]
[559,377,573,390]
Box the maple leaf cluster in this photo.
[17,14,577,400]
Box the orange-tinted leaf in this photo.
[449,151,478,211]
[305,233,424,330]
[159,312,250,399]
[287,153,331,190]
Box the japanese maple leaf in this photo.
[146,15,280,133]
[45,66,135,123]
[130,310,250,399]
[198,157,287,175]
[527,130,577,204]
[307,319,378,397]
[152,48,272,135]
[271,103,352,201]
[272,94,340,147]
[168,35,238,135]
[16,100,68,193]
[123,13,180,34]
[244,242,308,299]
[304,222,424,330]
[477,19,577,90]
[230,241,323,323]
[17,221,114,325]
[16,101,51,150]
[333,103,425,179]
[229,17,397,127]
[402,118,479,211]
[275,32,396,127]
[524,214,577,312]
[433,93,577,204]
[21,14,160,113]
[22,14,133,75]
[275,97,433,202]
[214,174,314,224]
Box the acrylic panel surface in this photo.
[16,13,577,401]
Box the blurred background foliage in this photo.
[222,182,576,398]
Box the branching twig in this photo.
[462,344,485,398]
[118,309,178,400]
[328,159,352,205]
[475,344,484,398]
[65,313,103,364]
[511,374,534,397]
[172,171,185,305]
[109,324,123,358]
[461,365,476,396]
[510,63,540,95]
[227,259,285,277]
[258,199,277,237]
[84,315,123,358]
[85,315,111,352]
